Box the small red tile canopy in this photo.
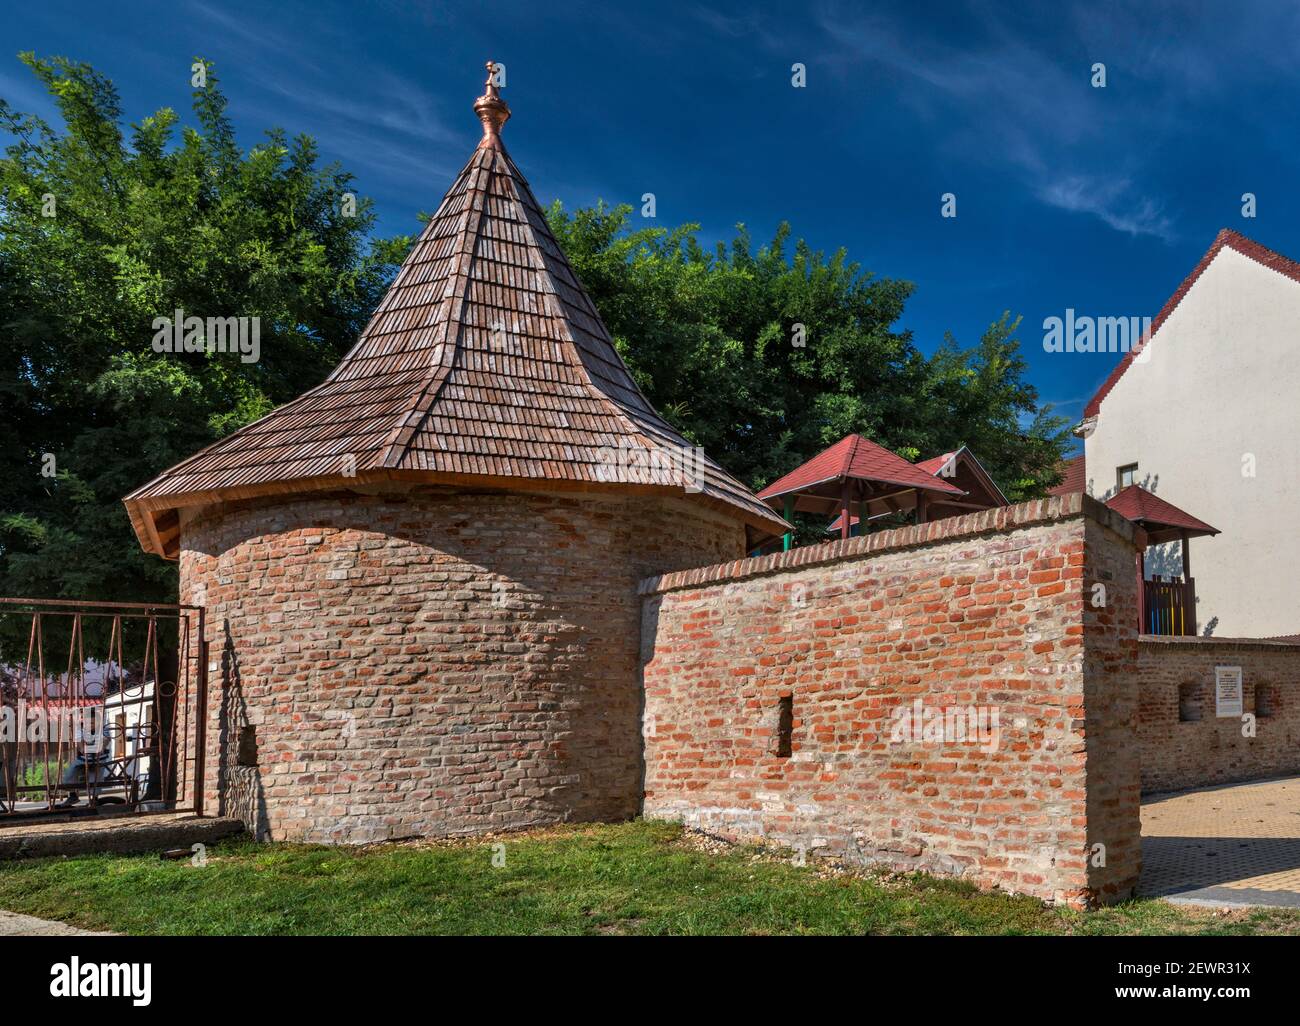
[756,433,966,549]
[1104,484,1218,635]
[1104,484,1219,545]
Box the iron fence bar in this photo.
[195,608,207,817]
[0,598,207,819]
[0,598,202,612]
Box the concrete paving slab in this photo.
[1141,776,1300,907]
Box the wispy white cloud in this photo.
[690,6,785,52]
[0,67,55,118]
[807,0,1189,240]
[187,0,464,191]
[1037,176,1175,241]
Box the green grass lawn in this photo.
[0,820,1297,936]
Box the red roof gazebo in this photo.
[757,433,965,549]
[827,445,1009,534]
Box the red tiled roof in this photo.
[914,454,953,476]
[1085,229,1300,419]
[1047,453,1086,497]
[826,446,1007,531]
[124,64,788,557]
[757,434,964,503]
[1104,485,1219,536]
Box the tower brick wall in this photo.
[178,485,745,842]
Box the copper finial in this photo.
[474,60,510,146]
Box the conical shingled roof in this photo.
[125,62,789,558]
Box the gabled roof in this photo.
[1085,228,1300,419]
[1104,485,1219,542]
[756,433,964,505]
[1047,453,1086,497]
[913,453,954,475]
[914,445,1010,506]
[124,63,788,558]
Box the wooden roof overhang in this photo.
[915,447,1009,509]
[1103,485,1219,545]
[125,467,788,561]
[123,62,790,559]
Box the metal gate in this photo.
[0,599,207,818]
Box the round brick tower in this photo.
[123,63,787,842]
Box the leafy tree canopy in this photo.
[0,54,409,611]
[547,202,1072,534]
[0,54,1071,624]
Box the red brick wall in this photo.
[1138,636,1300,793]
[179,486,745,842]
[639,495,1142,907]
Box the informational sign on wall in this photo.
[1215,665,1243,718]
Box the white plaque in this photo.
[1215,666,1243,718]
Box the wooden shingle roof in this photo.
[124,63,789,558]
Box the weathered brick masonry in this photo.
[179,485,744,842]
[638,495,1143,907]
[1138,636,1300,793]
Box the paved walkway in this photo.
[0,910,111,936]
[1141,775,1300,907]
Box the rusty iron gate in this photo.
[0,599,207,818]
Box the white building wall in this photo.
[1085,247,1300,638]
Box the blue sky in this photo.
[6,0,1300,440]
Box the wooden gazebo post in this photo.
[1180,528,1196,635]
[1136,546,1147,635]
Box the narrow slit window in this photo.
[237,725,259,767]
[775,695,793,758]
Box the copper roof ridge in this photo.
[474,60,510,148]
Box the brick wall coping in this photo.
[1139,635,1300,652]
[638,492,1135,597]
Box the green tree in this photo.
[548,202,1072,513]
[0,54,408,611]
